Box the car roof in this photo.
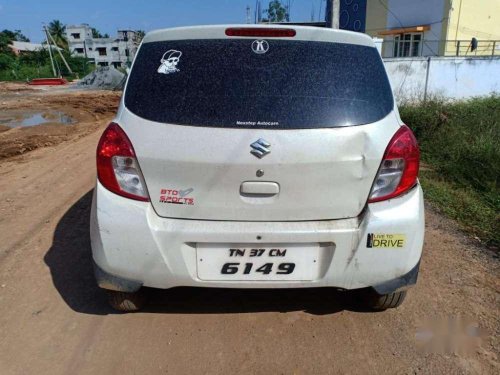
[142,24,375,48]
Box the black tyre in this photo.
[106,290,144,312]
[365,290,407,311]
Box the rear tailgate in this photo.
[121,25,398,221]
[121,110,398,221]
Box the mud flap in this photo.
[371,260,420,295]
[93,260,142,292]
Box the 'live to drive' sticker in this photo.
[367,233,406,248]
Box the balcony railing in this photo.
[378,39,500,58]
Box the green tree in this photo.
[1,29,30,43]
[135,30,146,43]
[92,28,109,38]
[0,29,31,55]
[0,54,14,70]
[13,30,30,42]
[47,20,68,49]
[19,48,49,66]
[262,0,287,22]
[0,32,14,54]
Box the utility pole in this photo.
[325,0,340,29]
[246,5,251,24]
[43,26,57,77]
[44,25,73,75]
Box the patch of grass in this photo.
[0,50,94,81]
[420,170,499,245]
[400,96,500,247]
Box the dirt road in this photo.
[0,86,498,374]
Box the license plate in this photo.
[196,243,320,281]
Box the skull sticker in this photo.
[157,50,182,74]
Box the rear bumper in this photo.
[90,181,425,291]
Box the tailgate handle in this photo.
[240,181,280,197]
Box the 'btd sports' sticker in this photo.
[367,233,406,248]
[157,50,182,74]
[159,188,194,205]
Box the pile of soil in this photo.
[77,67,126,90]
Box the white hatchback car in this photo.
[90,25,424,311]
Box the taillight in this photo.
[96,123,149,201]
[368,125,420,203]
[225,27,296,37]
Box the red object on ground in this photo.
[28,78,68,85]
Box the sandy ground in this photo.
[0,82,120,159]
[0,83,498,374]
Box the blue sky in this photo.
[0,0,326,42]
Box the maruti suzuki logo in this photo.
[252,40,269,54]
[250,138,271,158]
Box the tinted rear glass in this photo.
[125,39,393,129]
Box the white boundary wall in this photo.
[383,57,500,102]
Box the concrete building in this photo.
[273,0,499,57]
[9,41,61,56]
[9,41,44,55]
[66,24,140,67]
[365,0,500,58]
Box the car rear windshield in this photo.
[124,38,394,129]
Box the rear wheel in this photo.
[106,290,144,312]
[364,290,407,311]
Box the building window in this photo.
[74,48,84,54]
[125,49,130,57]
[98,62,109,67]
[71,33,81,40]
[97,47,107,56]
[111,47,119,52]
[393,33,422,57]
[112,62,122,68]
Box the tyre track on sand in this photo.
[0,87,498,374]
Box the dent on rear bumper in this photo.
[90,182,424,291]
